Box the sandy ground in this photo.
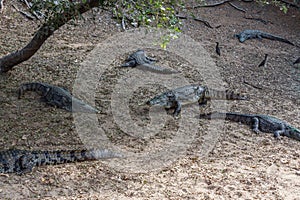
[0,0,299,199]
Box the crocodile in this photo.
[18,82,99,113]
[235,30,294,46]
[146,85,248,117]
[199,112,300,141]
[0,148,122,174]
[121,50,178,74]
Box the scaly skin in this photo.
[18,82,99,113]
[235,30,294,46]
[199,112,300,141]
[147,85,248,117]
[0,149,122,174]
[121,50,178,74]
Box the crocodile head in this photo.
[146,91,176,108]
[290,126,300,134]
[285,126,300,140]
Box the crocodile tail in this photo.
[136,63,179,74]
[199,112,253,125]
[206,89,248,100]
[33,149,123,167]
[262,33,294,46]
[199,112,227,120]
[18,82,49,99]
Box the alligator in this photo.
[0,148,122,174]
[121,50,178,74]
[235,30,294,46]
[18,82,99,113]
[216,42,221,56]
[199,112,300,141]
[146,85,248,117]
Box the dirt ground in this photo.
[0,0,299,199]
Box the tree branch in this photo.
[176,15,213,28]
[0,0,106,73]
[228,2,246,12]
[192,0,231,9]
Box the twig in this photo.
[23,0,31,9]
[293,57,300,65]
[216,42,221,56]
[228,2,246,12]
[21,0,43,19]
[244,17,268,24]
[121,15,126,31]
[258,54,268,67]
[0,0,4,13]
[243,80,263,90]
[12,4,35,20]
[176,15,213,29]
[0,173,9,177]
[193,0,231,8]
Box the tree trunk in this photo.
[0,0,105,73]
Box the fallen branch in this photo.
[0,0,4,13]
[258,54,268,67]
[193,0,231,8]
[121,15,126,31]
[176,15,213,28]
[293,57,300,65]
[243,80,263,90]
[228,2,246,12]
[244,17,268,24]
[216,42,221,56]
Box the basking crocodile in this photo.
[121,50,178,74]
[0,148,122,174]
[199,112,300,141]
[18,82,99,113]
[146,85,248,116]
[235,30,294,46]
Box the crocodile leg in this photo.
[18,154,36,175]
[273,124,285,138]
[251,117,260,134]
[173,100,182,117]
[121,60,136,67]
[197,88,208,107]
[198,98,208,107]
[163,92,182,117]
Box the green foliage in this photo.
[30,0,81,27]
[256,0,289,13]
[29,0,184,48]
[112,0,183,48]
[113,0,181,27]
